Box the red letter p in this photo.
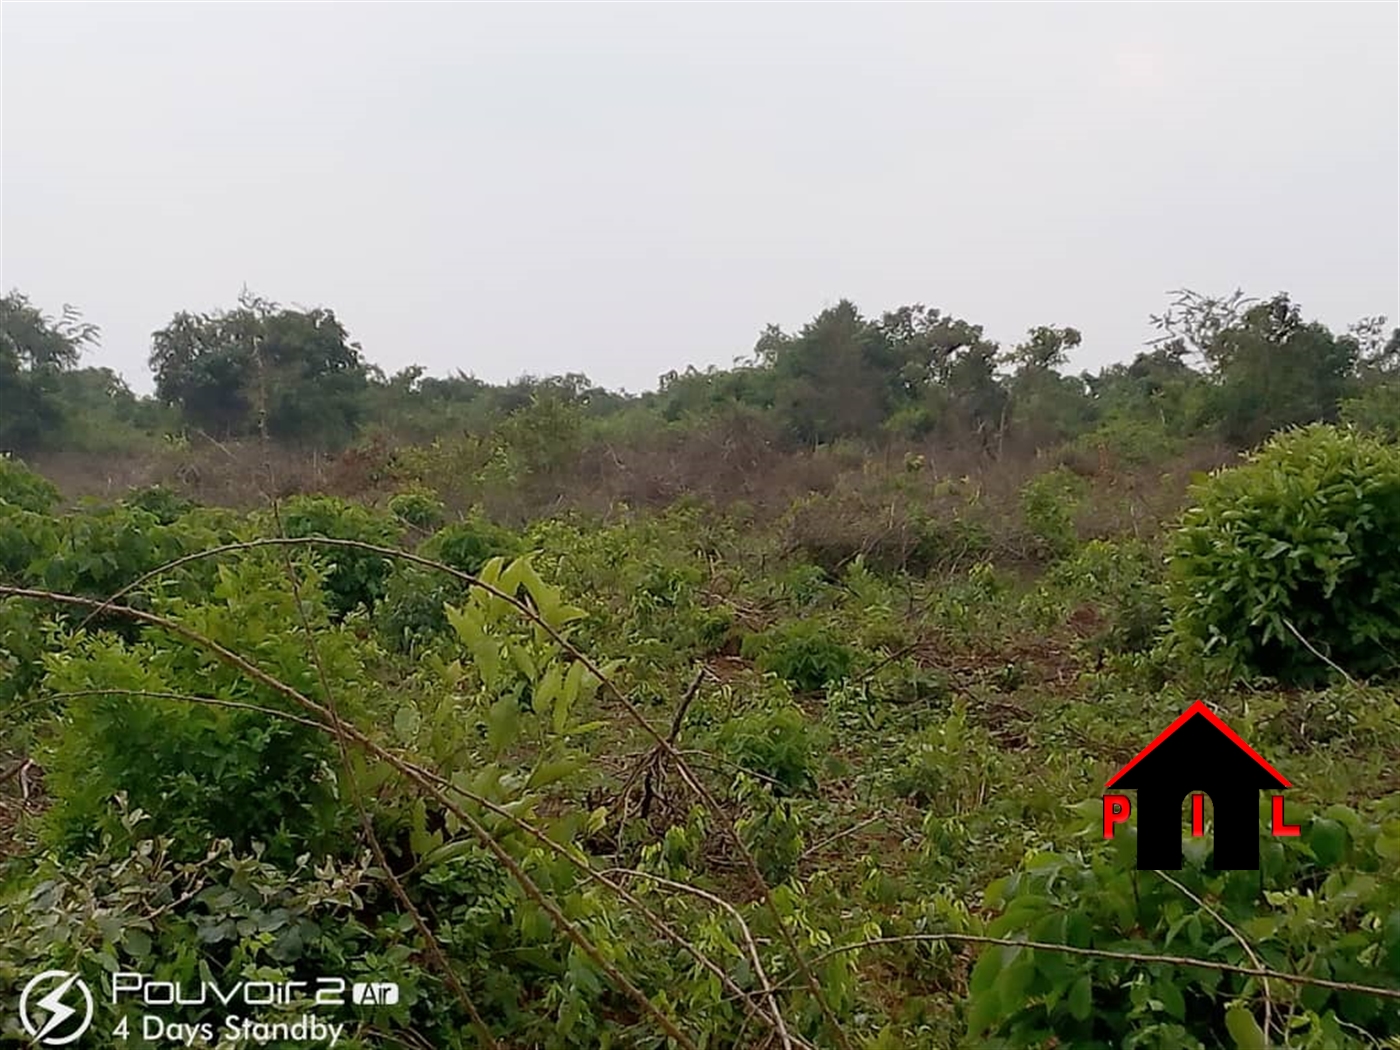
[1103,794,1131,838]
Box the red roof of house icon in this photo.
[1105,700,1291,789]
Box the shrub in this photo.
[1019,467,1088,558]
[741,619,857,692]
[388,487,446,530]
[38,557,360,862]
[1167,425,1400,684]
[1341,377,1400,440]
[375,518,524,651]
[0,504,58,581]
[275,495,400,618]
[122,484,198,525]
[0,456,60,513]
[1046,539,1167,657]
[713,704,825,796]
[967,800,1400,1048]
[421,516,523,575]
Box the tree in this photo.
[1001,327,1093,452]
[1006,325,1082,373]
[877,305,1011,446]
[1151,290,1361,446]
[1207,295,1358,445]
[150,291,369,447]
[0,291,100,451]
[768,301,895,446]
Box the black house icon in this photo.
[1106,701,1290,870]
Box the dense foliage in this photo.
[1169,425,1400,684]
[4,274,1400,1049]
[3,427,1399,1049]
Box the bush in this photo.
[0,456,60,513]
[375,517,524,652]
[1167,425,1400,684]
[38,557,360,862]
[275,495,400,618]
[122,484,198,525]
[1046,539,1167,657]
[967,800,1400,1048]
[421,516,523,575]
[1019,467,1088,558]
[741,619,857,692]
[713,704,825,796]
[388,487,446,530]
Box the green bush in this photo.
[1019,467,1088,559]
[38,503,227,613]
[421,516,523,575]
[1168,425,1400,684]
[741,619,857,692]
[375,517,523,651]
[713,703,825,796]
[275,495,400,618]
[0,456,60,513]
[38,557,359,862]
[967,800,1400,1049]
[0,504,58,581]
[388,487,446,530]
[122,484,198,524]
[1046,539,1167,657]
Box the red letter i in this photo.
[1191,794,1205,837]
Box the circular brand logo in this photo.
[19,970,94,1046]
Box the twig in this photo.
[639,667,708,820]
[788,933,1400,1001]
[1281,619,1357,687]
[855,642,922,684]
[605,867,795,1050]
[1156,869,1275,1046]
[0,758,33,787]
[798,817,883,864]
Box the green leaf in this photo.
[1309,818,1348,866]
[1067,974,1092,1021]
[994,957,1035,1012]
[1225,1005,1266,1050]
[1156,978,1185,1020]
[122,927,152,961]
[488,696,519,754]
[393,704,421,740]
[527,756,582,790]
[535,663,562,719]
[965,987,1002,1038]
[968,945,1005,997]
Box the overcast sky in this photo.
[2,3,1396,395]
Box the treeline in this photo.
[3,286,1397,461]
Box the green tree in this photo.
[0,291,100,451]
[1002,326,1094,450]
[768,301,895,446]
[1151,290,1360,446]
[879,304,1008,443]
[150,291,369,446]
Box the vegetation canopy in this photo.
[2,286,1399,1049]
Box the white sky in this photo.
[2,2,1397,395]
